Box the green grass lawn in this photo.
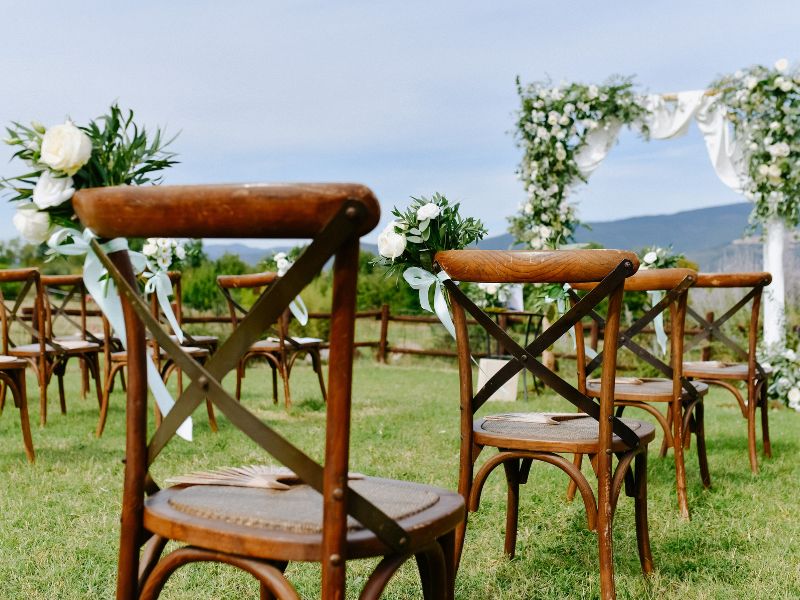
[1,359,799,599]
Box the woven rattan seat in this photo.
[0,355,26,366]
[10,340,100,355]
[585,377,708,402]
[166,478,439,534]
[476,415,655,453]
[144,476,463,562]
[682,361,771,381]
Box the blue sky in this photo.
[1,1,798,246]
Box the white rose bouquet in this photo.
[3,104,177,243]
[374,193,486,336]
[374,193,486,275]
[637,245,686,270]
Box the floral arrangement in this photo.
[375,193,487,274]
[375,193,486,335]
[2,104,177,244]
[142,238,188,271]
[468,282,513,310]
[713,59,799,228]
[637,245,686,269]
[509,77,648,248]
[760,343,800,411]
[262,245,306,277]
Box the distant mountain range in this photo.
[204,203,793,270]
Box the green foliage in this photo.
[182,251,250,312]
[375,193,487,276]
[357,251,420,313]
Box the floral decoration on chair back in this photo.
[374,193,486,336]
[1,104,194,439]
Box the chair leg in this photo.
[566,453,583,501]
[659,404,673,458]
[672,403,691,519]
[747,379,759,473]
[693,401,711,489]
[259,561,288,600]
[86,354,104,415]
[206,400,218,433]
[502,460,521,558]
[312,350,327,402]
[97,363,123,438]
[414,542,449,600]
[271,364,278,403]
[438,529,457,597]
[80,357,89,399]
[596,467,615,600]
[0,380,6,414]
[236,364,244,401]
[633,451,653,574]
[760,381,772,458]
[11,371,35,463]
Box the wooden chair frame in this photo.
[683,272,772,473]
[217,272,327,408]
[73,183,463,600]
[438,249,652,600]
[567,269,710,519]
[0,270,36,462]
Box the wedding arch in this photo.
[511,60,798,349]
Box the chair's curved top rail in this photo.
[41,274,83,286]
[0,267,39,283]
[694,272,772,288]
[73,183,381,239]
[217,271,278,290]
[572,267,696,292]
[434,249,639,284]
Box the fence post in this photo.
[701,310,714,361]
[377,303,390,363]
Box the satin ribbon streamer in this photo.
[647,290,668,355]
[47,229,192,441]
[403,267,456,339]
[552,284,598,360]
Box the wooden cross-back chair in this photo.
[217,271,327,408]
[97,280,217,438]
[40,274,106,404]
[0,269,36,462]
[73,183,464,600]
[438,249,654,600]
[682,272,772,473]
[1,268,103,427]
[567,268,710,520]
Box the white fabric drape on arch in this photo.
[571,91,785,346]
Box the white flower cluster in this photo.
[716,59,800,228]
[142,238,186,271]
[273,252,292,276]
[510,78,646,249]
[11,121,92,243]
[760,344,800,411]
[637,245,685,270]
[377,202,441,260]
[475,282,512,309]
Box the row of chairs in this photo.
[0,268,328,460]
[6,182,774,599]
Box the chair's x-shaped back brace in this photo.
[572,275,698,401]
[45,280,103,345]
[684,285,767,380]
[218,284,306,353]
[91,200,410,553]
[442,259,641,449]
[2,276,70,353]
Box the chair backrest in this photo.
[40,274,95,343]
[685,271,771,379]
[571,267,697,396]
[0,268,46,355]
[73,183,384,598]
[436,249,641,466]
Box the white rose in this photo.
[587,85,599,99]
[563,103,575,114]
[555,145,567,161]
[767,164,782,181]
[416,203,440,221]
[274,252,287,261]
[539,225,552,239]
[276,257,291,276]
[142,241,158,256]
[13,206,51,243]
[745,76,758,90]
[768,142,791,158]
[778,376,791,388]
[782,349,796,361]
[175,245,186,260]
[377,223,407,260]
[558,114,570,126]
[547,111,560,126]
[643,251,658,264]
[536,126,550,140]
[479,282,500,295]
[523,202,533,214]
[775,58,789,72]
[40,121,92,176]
[788,387,800,403]
[32,171,75,209]
[156,253,171,270]
[779,79,793,92]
